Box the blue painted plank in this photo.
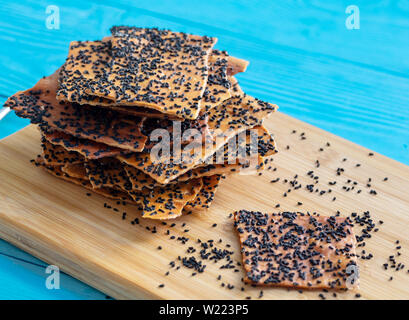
[0,0,408,299]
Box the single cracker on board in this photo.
[234,210,358,290]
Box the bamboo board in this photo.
[0,112,408,300]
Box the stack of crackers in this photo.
[5,26,278,220]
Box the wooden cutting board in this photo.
[0,112,408,300]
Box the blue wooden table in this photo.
[0,0,408,299]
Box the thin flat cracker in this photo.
[58,40,233,120]
[200,53,231,113]
[36,139,212,220]
[234,210,358,290]
[58,27,217,120]
[58,41,240,120]
[57,40,167,118]
[138,178,203,220]
[36,147,213,220]
[123,161,228,191]
[122,164,165,191]
[42,129,130,159]
[212,125,277,163]
[85,158,132,192]
[61,163,87,180]
[109,44,234,117]
[141,114,212,151]
[5,70,147,152]
[84,158,203,220]
[176,125,277,181]
[56,37,241,122]
[185,175,222,210]
[177,163,240,181]
[206,95,276,133]
[35,157,134,202]
[57,40,112,104]
[94,104,181,119]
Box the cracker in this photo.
[118,95,277,184]
[141,113,212,151]
[206,95,275,133]
[122,164,166,191]
[68,156,203,220]
[85,158,132,192]
[210,50,249,76]
[56,40,163,118]
[94,104,181,119]
[37,150,208,220]
[138,178,203,220]
[42,129,130,159]
[256,125,277,157]
[200,53,231,113]
[57,38,241,120]
[61,163,87,180]
[5,70,147,152]
[57,40,112,104]
[90,160,204,219]
[229,77,244,97]
[185,175,222,210]
[41,138,84,166]
[234,210,358,290]
[35,157,134,202]
[58,40,234,120]
[212,125,277,163]
[176,125,277,181]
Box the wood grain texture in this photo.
[1,113,408,300]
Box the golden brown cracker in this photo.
[58,28,217,120]
[57,40,111,104]
[229,76,244,97]
[41,138,84,166]
[35,157,134,202]
[210,49,249,76]
[58,40,232,120]
[177,125,276,181]
[139,178,203,220]
[185,175,222,210]
[61,163,87,180]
